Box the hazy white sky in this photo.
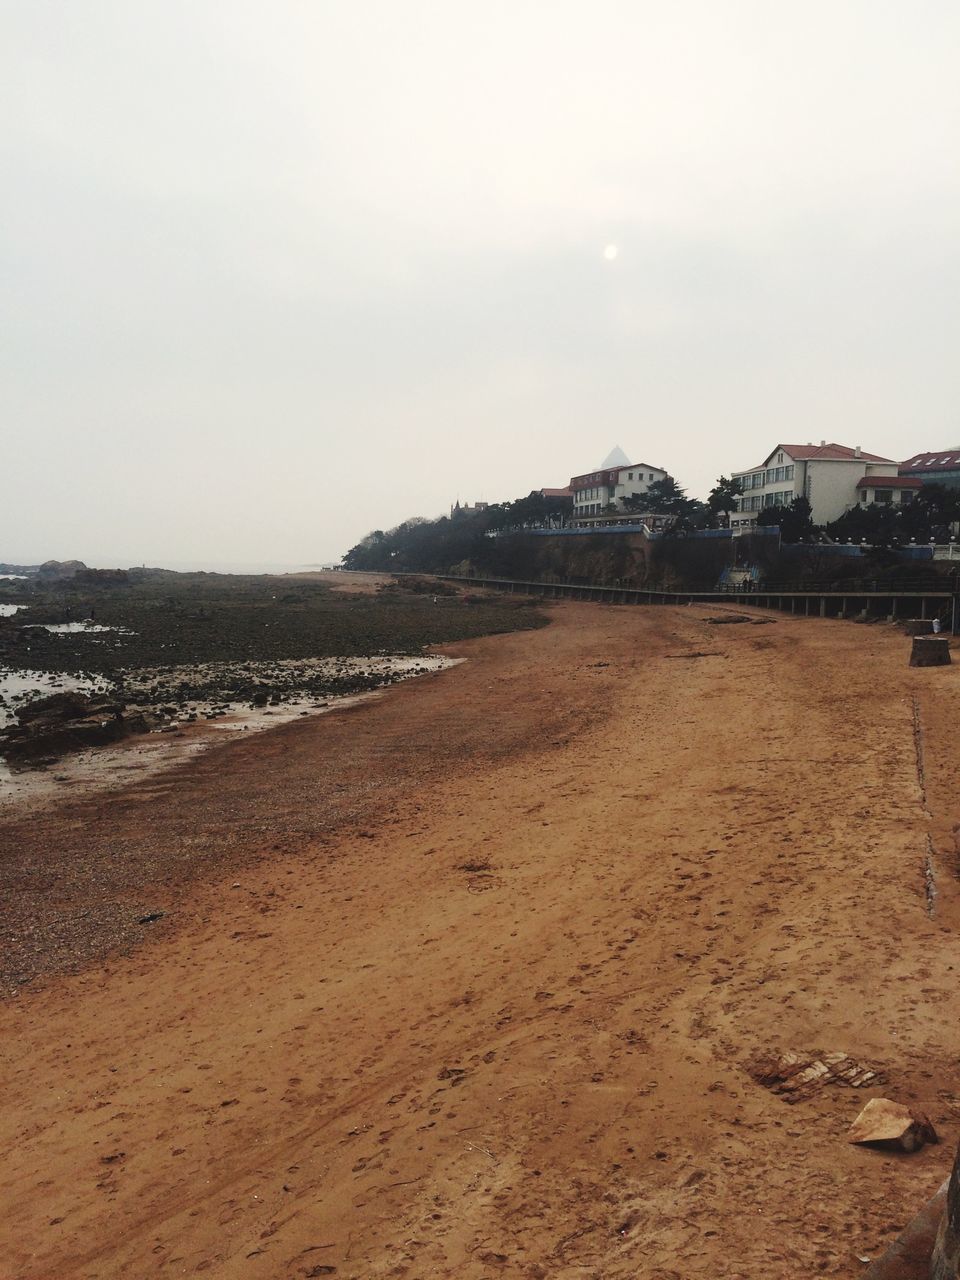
[3,1,959,566]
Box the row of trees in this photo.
[343,477,960,575]
[343,476,728,573]
[621,473,818,539]
[344,491,575,574]
[823,484,960,547]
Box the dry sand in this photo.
[2,603,960,1278]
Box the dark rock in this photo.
[17,691,120,725]
[35,559,86,580]
[0,692,154,764]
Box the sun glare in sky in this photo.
[603,244,619,261]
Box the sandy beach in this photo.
[3,602,960,1278]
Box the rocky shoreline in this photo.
[0,569,544,770]
[0,655,452,766]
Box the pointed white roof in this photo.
[600,444,631,468]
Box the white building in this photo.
[730,442,904,529]
[570,449,668,521]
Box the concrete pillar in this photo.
[820,596,827,618]
[929,1145,959,1280]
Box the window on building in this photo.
[784,465,794,480]
[900,491,913,505]
[874,489,893,505]
[777,452,783,464]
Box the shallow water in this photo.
[0,604,26,616]
[24,622,131,634]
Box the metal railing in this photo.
[436,573,959,633]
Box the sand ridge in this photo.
[2,604,960,1278]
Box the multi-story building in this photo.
[570,456,667,522]
[899,451,960,490]
[730,442,902,529]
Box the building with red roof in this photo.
[899,451,960,489]
[569,448,668,521]
[730,441,908,530]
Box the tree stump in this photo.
[910,637,952,667]
[902,619,935,635]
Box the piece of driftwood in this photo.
[745,1049,879,1102]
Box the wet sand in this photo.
[2,604,960,1278]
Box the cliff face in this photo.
[473,531,960,594]
[476,531,734,591]
[478,532,657,587]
